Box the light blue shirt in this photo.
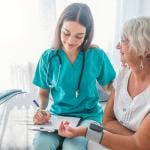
[33,48,116,123]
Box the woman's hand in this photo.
[58,121,87,138]
[33,109,51,125]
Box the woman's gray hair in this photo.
[122,16,150,57]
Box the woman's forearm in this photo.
[101,131,137,150]
[103,120,134,135]
[78,124,135,149]
[74,126,87,137]
[75,125,138,150]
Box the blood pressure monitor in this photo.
[86,122,104,143]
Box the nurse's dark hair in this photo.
[51,3,96,51]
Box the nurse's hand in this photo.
[33,109,51,125]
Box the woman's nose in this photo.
[68,36,76,43]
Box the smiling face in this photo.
[116,35,141,70]
[116,36,130,66]
[60,21,86,53]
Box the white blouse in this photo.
[113,68,150,131]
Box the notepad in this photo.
[29,115,81,132]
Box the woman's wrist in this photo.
[76,126,87,137]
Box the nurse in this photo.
[32,2,116,150]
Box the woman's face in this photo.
[60,21,86,52]
[116,35,140,68]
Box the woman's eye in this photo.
[76,36,83,39]
[63,32,70,36]
[63,32,84,39]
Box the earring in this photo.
[140,60,144,70]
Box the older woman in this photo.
[58,16,150,150]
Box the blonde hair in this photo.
[122,16,150,57]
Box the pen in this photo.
[33,99,40,107]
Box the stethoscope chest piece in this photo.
[75,90,79,98]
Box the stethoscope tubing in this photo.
[46,50,85,96]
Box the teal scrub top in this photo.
[33,48,116,123]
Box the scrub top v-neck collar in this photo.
[59,49,85,97]
[59,49,83,66]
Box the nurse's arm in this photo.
[103,88,134,135]
[101,82,113,94]
[37,88,50,109]
[33,88,51,124]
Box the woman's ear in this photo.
[144,50,150,60]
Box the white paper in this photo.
[29,115,80,132]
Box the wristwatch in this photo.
[86,122,103,143]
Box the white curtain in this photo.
[110,0,150,71]
[10,62,37,95]
[0,0,148,94]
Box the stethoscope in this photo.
[46,50,85,97]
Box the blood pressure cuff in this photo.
[86,122,103,143]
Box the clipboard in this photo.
[29,115,81,132]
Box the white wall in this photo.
[140,0,150,16]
